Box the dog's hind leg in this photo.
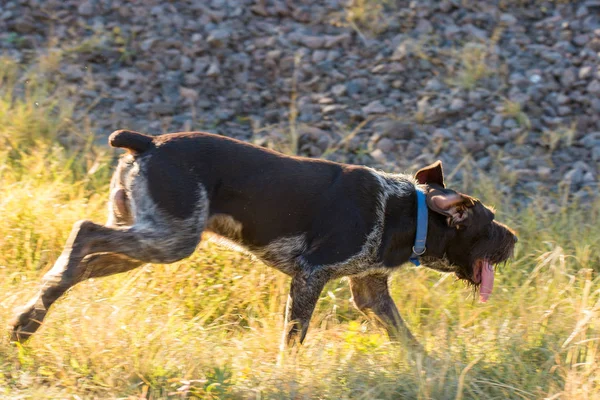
[11,212,205,342]
[11,253,143,342]
[349,273,424,352]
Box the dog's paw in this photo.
[10,303,46,343]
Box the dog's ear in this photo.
[415,160,445,188]
[426,188,476,227]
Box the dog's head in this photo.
[414,161,517,302]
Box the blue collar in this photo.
[409,189,428,266]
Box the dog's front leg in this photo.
[349,273,425,352]
[283,270,330,347]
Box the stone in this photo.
[490,114,504,133]
[560,68,577,88]
[504,119,518,129]
[466,121,481,131]
[116,69,138,87]
[370,149,387,163]
[562,161,594,189]
[312,50,327,63]
[415,19,433,34]
[586,80,600,95]
[449,98,466,112]
[376,138,395,153]
[537,167,552,180]
[13,18,36,33]
[541,50,562,63]
[581,132,600,146]
[433,128,453,139]
[593,146,600,161]
[476,156,492,169]
[78,1,94,16]
[151,103,176,115]
[324,33,351,48]
[180,87,199,104]
[346,80,364,96]
[425,78,444,91]
[529,74,542,84]
[444,24,461,38]
[573,34,589,47]
[362,100,387,114]
[216,109,234,121]
[391,41,416,61]
[332,84,346,97]
[181,56,193,72]
[376,120,415,140]
[322,104,343,114]
[206,62,221,77]
[207,29,231,47]
[478,127,491,137]
[557,94,570,104]
[500,13,517,25]
[298,35,325,49]
[579,66,593,80]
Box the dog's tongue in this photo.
[478,260,494,303]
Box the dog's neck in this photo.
[378,185,452,268]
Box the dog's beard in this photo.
[419,256,479,287]
[420,256,459,274]
[420,255,504,304]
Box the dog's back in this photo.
[109,131,381,266]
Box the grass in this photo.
[501,99,531,130]
[447,43,497,90]
[344,0,389,38]
[541,124,577,152]
[256,53,302,156]
[1,58,600,399]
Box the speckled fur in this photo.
[11,161,423,347]
[11,155,208,342]
[11,130,516,350]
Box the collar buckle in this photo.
[412,245,426,256]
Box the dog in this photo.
[11,130,517,348]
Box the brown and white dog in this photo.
[11,130,517,348]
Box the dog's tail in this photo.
[109,130,155,155]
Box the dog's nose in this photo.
[513,234,518,244]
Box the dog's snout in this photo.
[513,234,518,244]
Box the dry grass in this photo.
[501,98,532,130]
[344,0,391,38]
[447,43,498,90]
[0,57,599,399]
[541,124,577,152]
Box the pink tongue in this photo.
[479,260,494,303]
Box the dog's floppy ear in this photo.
[415,160,445,188]
[426,188,476,227]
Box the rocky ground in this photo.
[1,0,599,204]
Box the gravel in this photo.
[0,0,598,204]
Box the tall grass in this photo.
[0,55,599,399]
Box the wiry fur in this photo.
[207,214,244,242]
[11,130,516,351]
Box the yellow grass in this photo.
[1,58,599,399]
